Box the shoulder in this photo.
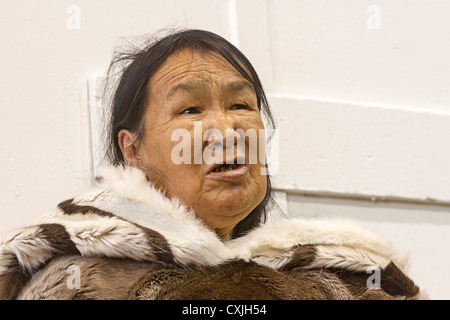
[228,216,427,299]
[230,216,403,268]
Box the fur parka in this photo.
[0,166,426,300]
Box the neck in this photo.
[215,225,235,242]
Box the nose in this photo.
[203,111,238,149]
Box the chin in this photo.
[216,191,254,211]
[203,209,251,231]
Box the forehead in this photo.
[149,49,252,95]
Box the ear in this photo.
[118,129,141,165]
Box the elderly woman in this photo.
[0,29,425,300]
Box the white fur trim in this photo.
[0,226,56,273]
[78,166,235,266]
[227,217,397,260]
[1,165,410,273]
[93,166,407,271]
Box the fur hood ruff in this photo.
[0,166,426,300]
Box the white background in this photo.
[0,0,449,299]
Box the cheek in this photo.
[165,165,202,199]
[139,134,204,198]
[250,164,268,200]
[236,117,266,167]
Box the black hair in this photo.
[104,29,279,238]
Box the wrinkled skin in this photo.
[119,49,267,240]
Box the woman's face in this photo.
[120,49,267,240]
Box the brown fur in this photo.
[0,268,29,300]
[1,170,425,300]
[15,255,406,300]
[129,260,355,300]
[17,256,157,300]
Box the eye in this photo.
[230,104,249,110]
[180,107,200,115]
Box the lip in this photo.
[207,155,246,174]
[206,164,249,181]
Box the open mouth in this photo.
[211,163,242,173]
[207,157,248,180]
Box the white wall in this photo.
[0,0,230,231]
[1,0,449,299]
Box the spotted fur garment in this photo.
[0,166,427,300]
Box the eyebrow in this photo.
[166,79,254,99]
